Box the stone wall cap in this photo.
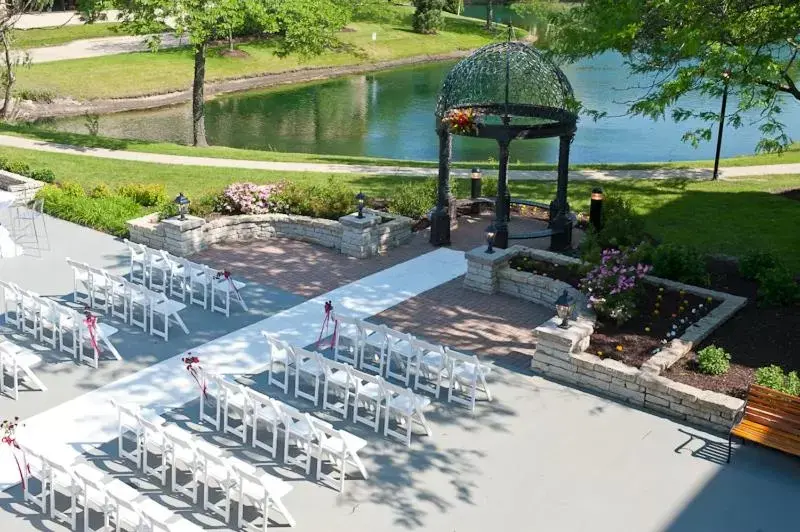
[161,215,205,231]
[465,245,515,265]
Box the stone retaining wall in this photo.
[0,170,44,204]
[126,209,413,259]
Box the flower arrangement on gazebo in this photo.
[442,107,481,135]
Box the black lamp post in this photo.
[174,192,190,221]
[470,167,482,199]
[485,224,496,254]
[712,69,731,181]
[589,187,604,232]
[555,289,575,328]
[356,191,365,219]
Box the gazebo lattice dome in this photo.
[435,42,577,135]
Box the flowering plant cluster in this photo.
[442,107,480,135]
[216,182,285,215]
[580,248,651,324]
[1,417,20,444]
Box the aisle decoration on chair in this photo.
[214,268,245,306]
[1,416,29,488]
[442,107,480,135]
[316,300,338,350]
[182,352,207,398]
[83,309,101,356]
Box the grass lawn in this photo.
[3,124,799,171]
[15,10,500,100]
[15,23,126,49]
[1,145,797,269]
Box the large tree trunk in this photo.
[1,32,15,119]
[192,42,208,147]
[485,0,493,30]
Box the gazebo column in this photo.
[550,134,574,251]
[493,138,511,249]
[430,128,452,246]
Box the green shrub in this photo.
[696,345,731,376]
[481,177,498,198]
[651,244,709,286]
[270,178,355,220]
[89,183,112,199]
[755,365,800,396]
[117,183,167,207]
[189,193,219,218]
[579,194,647,262]
[28,168,56,184]
[17,88,56,103]
[7,160,31,177]
[58,181,86,197]
[37,184,141,237]
[756,265,800,307]
[412,0,444,34]
[739,250,778,280]
[388,179,437,219]
[158,201,178,221]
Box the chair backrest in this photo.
[124,239,146,257]
[382,379,409,399]
[350,366,382,391]
[75,463,107,494]
[322,357,349,381]
[110,399,140,428]
[385,328,412,344]
[106,488,143,525]
[47,457,79,487]
[357,320,387,341]
[163,426,196,458]
[197,446,230,479]
[331,311,358,327]
[0,279,18,296]
[137,414,163,439]
[65,257,88,273]
[217,377,247,401]
[245,388,282,418]
[411,337,445,358]
[445,348,483,381]
[106,271,128,287]
[262,332,294,362]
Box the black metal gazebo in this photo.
[431,40,579,250]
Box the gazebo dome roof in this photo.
[435,41,577,134]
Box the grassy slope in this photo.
[15,23,126,49]
[15,11,499,100]
[1,145,797,269]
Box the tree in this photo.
[551,0,800,152]
[511,0,556,33]
[114,0,349,147]
[412,0,444,34]
[443,0,463,16]
[0,0,53,118]
[77,0,110,23]
[485,0,493,29]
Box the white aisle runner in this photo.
[0,248,466,490]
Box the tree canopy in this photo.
[551,0,800,152]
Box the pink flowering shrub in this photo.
[580,248,651,324]
[216,182,285,215]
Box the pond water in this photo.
[36,22,798,164]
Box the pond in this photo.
[36,51,798,164]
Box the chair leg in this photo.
[727,433,733,463]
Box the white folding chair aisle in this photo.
[446,348,493,412]
[211,272,248,317]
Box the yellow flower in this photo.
[659,287,664,292]
[683,299,689,305]
[679,306,685,312]
[653,310,660,316]
[645,326,651,333]
[707,296,713,302]
[616,345,623,352]
[656,294,662,300]
[597,351,603,357]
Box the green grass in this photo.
[1,144,797,270]
[15,23,126,49]
[15,10,501,100]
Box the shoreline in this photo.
[17,51,471,120]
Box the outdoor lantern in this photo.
[356,191,366,218]
[470,167,482,199]
[589,187,604,231]
[174,192,190,221]
[555,289,575,329]
[485,224,496,254]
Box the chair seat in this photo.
[234,461,293,500]
[390,340,415,358]
[388,393,431,414]
[297,358,324,376]
[213,279,246,293]
[286,417,315,439]
[204,463,236,488]
[328,370,353,387]
[254,404,281,423]
[453,363,491,382]
[152,299,186,314]
[420,352,445,367]
[170,444,196,467]
[13,351,42,369]
[225,392,248,412]
[321,432,367,455]
[357,382,382,400]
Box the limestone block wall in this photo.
[126,210,413,259]
[0,170,44,204]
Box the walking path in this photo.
[1,133,798,179]
[21,32,182,64]
[14,11,121,30]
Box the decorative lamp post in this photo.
[589,187,604,231]
[356,191,365,219]
[555,289,575,328]
[485,224,496,254]
[470,167,482,199]
[712,69,731,181]
[174,192,190,221]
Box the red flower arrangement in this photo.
[442,108,480,135]
[181,353,207,398]
[2,416,29,488]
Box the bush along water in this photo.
[580,248,651,325]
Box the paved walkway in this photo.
[14,11,120,30]
[1,133,799,179]
[21,33,182,64]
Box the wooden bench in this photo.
[728,384,800,462]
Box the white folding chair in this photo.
[446,348,493,412]
[73,310,122,368]
[385,330,418,387]
[20,289,40,338]
[18,444,49,514]
[247,389,283,458]
[110,399,144,468]
[0,342,47,400]
[13,198,48,251]
[186,261,213,310]
[357,321,388,375]
[199,369,223,430]
[106,272,130,322]
[139,414,168,486]
[147,248,170,293]
[211,272,248,317]
[87,265,113,314]
[0,279,23,329]
[413,338,450,398]
[74,462,114,532]
[197,446,235,523]
[124,239,148,285]
[231,461,296,531]
[47,457,82,530]
[128,281,150,332]
[293,346,325,407]
[65,258,92,307]
[331,312,361,366]
[312,420,369,493]
[351,367,385,433]
[56,305,80,356]
[163,425,200,503]
[105,484,147,532]
[281,406,318,475]
[149,289,190,341]
[322,359,356,420]
[383,381,433,447]
[262,332,295,394]
[218,377,251,443]
[33,295,59,349]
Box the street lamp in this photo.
[555,289,575,328]
[356,191,365,219]
[173,192,190,221]
[712,69,732,181]
[485,224,496,254]
[470,167,482,199]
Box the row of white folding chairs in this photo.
[66,258,190,342]
[111,401,295,530]
[261,334,433,446]
[331,313,493,412]
[0,279,121,368]
[0,337,47,399]
[17,441,203,532]
[197,372,370,492]
[124,240,248,317]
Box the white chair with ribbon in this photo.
[74,309,122,368]
[16,443,50,515]
[211,268,248,317]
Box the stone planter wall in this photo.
[464,244,749,434]
[0,170,44,204]
[126,209,413,259]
